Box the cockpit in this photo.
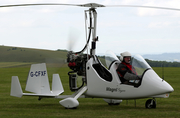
[105,50,152,87]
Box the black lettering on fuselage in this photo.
[106,87,125,93]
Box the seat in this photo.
[93,63,112,82]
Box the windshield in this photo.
[105,50,151,76]
[131,54,151,75]
[105,50,119,68]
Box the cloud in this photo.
[1,0,180,55]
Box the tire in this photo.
[108,103,120,105]
[145,99,156,109]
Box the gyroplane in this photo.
[4,3,175,109]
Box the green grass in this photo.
[0,62,33,68]
[0,64,180,118]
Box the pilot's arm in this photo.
[117,63,140,81]
[124,72,140,80]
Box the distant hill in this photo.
[142,53,180,62]
[0,46,68,65]
[1,45,180,68]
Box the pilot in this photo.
[116,51,140,84]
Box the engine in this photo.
[67,51,89,76]
[67,51,90,91]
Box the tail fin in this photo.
[25,63,51,94]
[52,74,64,95]
[11,63,64,97]
[10,76,23,98]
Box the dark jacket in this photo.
[116,62,137,83]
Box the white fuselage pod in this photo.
[85,58,174,99]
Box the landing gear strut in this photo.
[145,98,156,109]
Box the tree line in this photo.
[145,59,180,67]
[97,56,180,67]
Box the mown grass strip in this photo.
[0,65,179,118]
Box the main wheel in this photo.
[108,103,120,105]
[145,99,156,109]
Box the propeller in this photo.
[67,28,81,52]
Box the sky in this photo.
[0,0,180,55]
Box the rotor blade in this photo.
[1,3,180,11]
[0,3,81,8]
[105,5,180,11]
[0,3,105,8]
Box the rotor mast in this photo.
[82,3,105,56]
[89,8,97,56]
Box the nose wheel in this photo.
[145,98,156,109]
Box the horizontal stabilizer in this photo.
[11,75,64,97]
[11,76,23,98]
[22,93,61,97]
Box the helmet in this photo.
[120,51,131,61]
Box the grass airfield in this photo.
[0,62,180,118]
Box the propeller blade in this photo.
[68,31,76,51]
[67,28,81,52]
